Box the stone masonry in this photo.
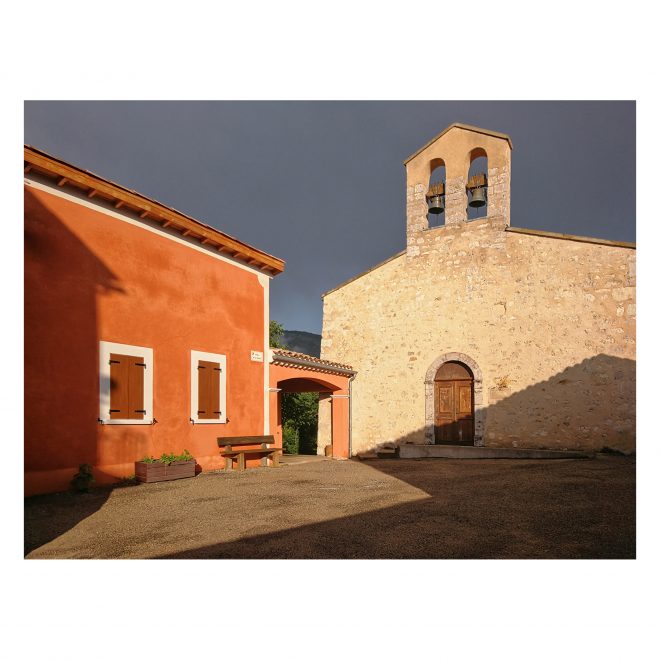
[318,124,635,456]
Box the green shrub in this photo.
[281,392,318,455]
[70,464,95,493]
[282,420,299,455]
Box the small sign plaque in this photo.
[251,350,264,362]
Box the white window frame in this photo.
[99,341,154,425]
[190,350,227,424]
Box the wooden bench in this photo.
[217,435,282,471]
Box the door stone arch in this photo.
[424,352,485,446]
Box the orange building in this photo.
[24,146,288,495]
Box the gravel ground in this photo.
[24,455,635,559]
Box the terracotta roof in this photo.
[23,145,285,276]
[403,122,513,165]
[271,348,355,374]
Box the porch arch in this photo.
[424,352,485,446]
[269,349,356,459]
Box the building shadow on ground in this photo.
[153,455,635,559]
[23,479,135,556]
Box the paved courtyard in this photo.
[24,455,635,559]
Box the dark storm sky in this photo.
[24,101,635,334]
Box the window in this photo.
[190,350,227,424]
[99,341,153,424]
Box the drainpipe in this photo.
[348,372,356,458]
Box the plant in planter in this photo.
[135,450,196,483]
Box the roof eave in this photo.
[403,123,513,166]
[321,250,406,298]
[505,226,636,249]
[24,145,285,276]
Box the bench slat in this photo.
[217,435,275,447]
[220,448,281,456]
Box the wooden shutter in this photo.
[197,360,221,420]
[109,354,129,419]
[109,353,145,420]
[128,357,146,419]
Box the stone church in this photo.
[317,123,635,456]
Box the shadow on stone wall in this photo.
[361,353,635,456]
[483,353,635,453]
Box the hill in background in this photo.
[282,330,321,357]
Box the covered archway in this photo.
[269,349,356,458]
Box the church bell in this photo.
[426,182,445,215]
[467,172,488,208]
[468,186,487,208]
[427,194,444,214]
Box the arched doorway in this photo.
[269,350,356,458]
[424,352,485,446]
[434,361,474,445]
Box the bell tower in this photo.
[404,123,512,257]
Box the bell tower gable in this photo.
[404,123,512,257]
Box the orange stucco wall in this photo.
[25,181,269,495]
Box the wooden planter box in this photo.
[135,460,196,483]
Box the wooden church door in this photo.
[434,361,474,445]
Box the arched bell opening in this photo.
[467,147,488,221]
[426,158,446,228]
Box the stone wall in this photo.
[316,393,332,455]
[319,220,636,455]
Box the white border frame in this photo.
[190,350,227,424]
[260,274,270,434]
[99,341,154,425]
